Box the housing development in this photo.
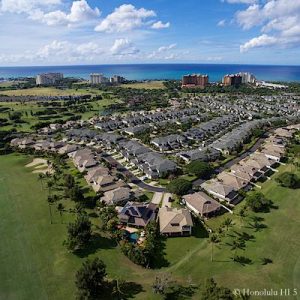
[1,73,300,299]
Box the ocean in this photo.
[1,64,300,82]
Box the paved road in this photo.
[100,152,167,193]
[193,135,268,187]
[99,134,267,192]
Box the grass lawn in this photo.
[0,81,27,87]
[0,97,122,131]
[1,153,300,299]
[121,81,166,90]
[195,163,300,292]
[0,87,105,97]
[179,174,198,182]
[0,153,156,300]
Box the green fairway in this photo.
[0,154,155,300]
[1,153,300,299]
[0,87,104,96]
[0,154,79,299]
[0,97,122,132]
[121,81,166,89]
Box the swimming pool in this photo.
[128,232,139,243]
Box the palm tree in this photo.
[111,278,126,299]
[47,181,54,196]
[47,196,54,224]
[223,218,233,231]
[210,234,219,262]
[57,203,64,224]
[231,238,245,261]
[38,173,45,191]
[238,208,246,226]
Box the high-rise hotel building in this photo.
[90,73,109,85]
[182,74,209,88]
[36,73,63,85]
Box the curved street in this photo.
[193,134,268,187]
[99,133,268,193]
[99,152,167,192]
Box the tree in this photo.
[210,234,219,262]
[246,192,272,213]
[186,161,213,179]
[47,195,54,224]
[167,178,192,196]
[223,218,233,231]
[57,203,64,224]
[238,207,246,225]
[152,273,172,296]
[68,185,84,202]
[47,180,54,196]
[201,278,234,300]
[99,206,118,232]
[65,174,75,189]
[65,214,92,251]
[38,173,45,190]
[152,273,196,299]
[75,258,107,300]
[230,238,245,260]
[276,172,300,189]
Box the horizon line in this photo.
[1,62,300,68]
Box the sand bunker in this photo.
[26,158,48,168]
[26,158,54,174]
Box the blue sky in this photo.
[0,0,300,66]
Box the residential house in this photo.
[151,134,187,151]
[158,207,193,237]
[135,152,177,179]
[261,144,285,162]
[101,187,133,205]
[118,202,158,228]
[201,179,239,204]
[71,148,97,172]
[183,192,221,218]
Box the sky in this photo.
[0,0,300,66]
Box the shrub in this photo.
[276,172,300,189]
[167,179,192,196]
[246,192,273,213]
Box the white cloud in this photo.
[240,34,278,52]
[0,0,61,14]
[151,21,170,29]
[31,0,100,26]
[217,19,226,27]
[236,4,263,29]
[0,0,100,26]
[158,44,176,52]
[232,0,300,51]
[206,56,223,61]
[148,44,177,59]
[222,0,258,4]
[95,4,156,32]
[110,38,140,56]
[34,40,103,61]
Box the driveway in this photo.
[161,193,172,208]
[151,192,163,205]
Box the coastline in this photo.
[1,63,300,82]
